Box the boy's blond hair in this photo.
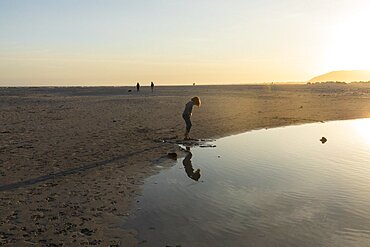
[191,97,201,107]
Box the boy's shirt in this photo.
[183,101,194,117]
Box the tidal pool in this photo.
[125,118,370,247]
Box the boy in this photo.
[182,97,201,140]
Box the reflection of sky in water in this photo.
[125,118,370,247]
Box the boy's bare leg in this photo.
[184,131,190,140]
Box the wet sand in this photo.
[0,84,369,246]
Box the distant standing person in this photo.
[151,81,154,92]
[136,82,140,92]
[182,97,201,140]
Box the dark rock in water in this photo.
[320,137,327,144]
[128,90,132,92]
[167,152,178,160]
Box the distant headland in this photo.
[309,70,370,83]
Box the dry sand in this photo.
[0,84,369,246]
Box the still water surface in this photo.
[125,119,370,247]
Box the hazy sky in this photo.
[1,0,370,86]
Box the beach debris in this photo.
[80,228,94,236]
[200,139,215,142]
[156,137,215,149]
[154,139,165,143]
[200,144,216,148]
[167,152,178,160]
[88,239,102,245]
[109,240,121,247]
[300,106,303,108]
[320,137,327,144]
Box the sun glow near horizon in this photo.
[323,7,370,72]
[351,118,370,146]
[1,0,370,86]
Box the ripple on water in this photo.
[125,119,370,247]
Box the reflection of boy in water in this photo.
[183,148,201,181]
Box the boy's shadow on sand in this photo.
[0,147,158,192]
[183,147,201,181]
[0,145,205,192]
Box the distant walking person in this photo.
[182,97,201,140]
[151,81,154,92]
[136,82,140,92]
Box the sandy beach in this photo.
[0,84,369,246]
